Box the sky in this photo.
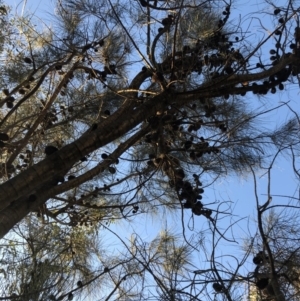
[7,0,300,298]
[17,0,300,247]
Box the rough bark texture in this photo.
[0,53,299,239]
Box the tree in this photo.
[0,218,102,301]
[1,0,300,299]
[0,0,298,237]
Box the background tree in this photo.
[0,217,100,301]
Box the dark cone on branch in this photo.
[108,166,116,174]
[274,8,280,15]
[256,278,269,289]
[213,283,223,292]
[6,101,13,109]
[0,133,9,141]
[101,153,108,159]
[45,145,58,156]
[2,89,9,96]
[24,57,32,64]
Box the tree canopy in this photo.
[0,0,300,300]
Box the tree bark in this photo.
[0,54,299,238]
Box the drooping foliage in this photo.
[0,0,300,300]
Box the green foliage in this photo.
[0,0,300,300]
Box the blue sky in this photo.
[19,0,300,246]
[9,0,300,298]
